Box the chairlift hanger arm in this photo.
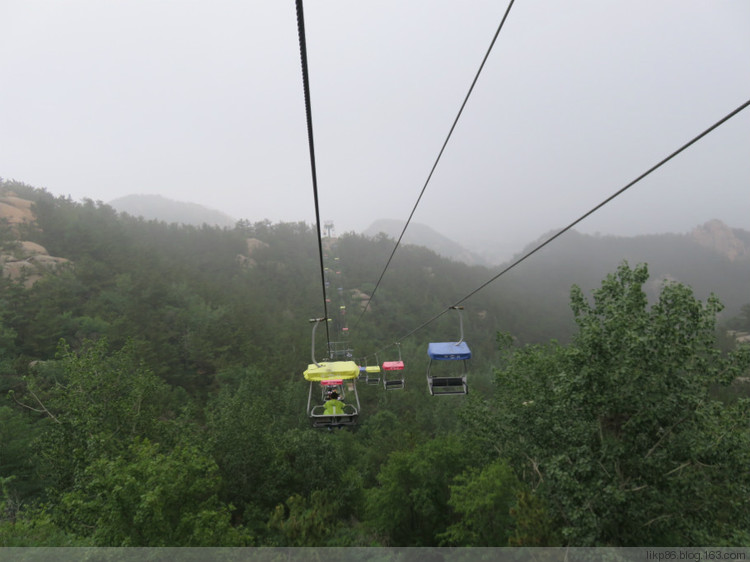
[309,317,327,367]
[450,306,465,344]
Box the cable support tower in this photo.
[352,0,517,333]
[296,0,330,348]
[359,97,750,363]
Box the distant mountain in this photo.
[363,219,489,266]
[108,194,236,228]
[4,177,749,352]
[360,218,749,319]
[498,219,750,320]
[452,234,523,266]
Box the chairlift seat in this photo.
[306,371,361,429]
[305,320,361,429]
[382,360,405,390]
[384,378,405,390]
[428,376,467,395]
[427,342,470,396]
[365,365,381,385]
[309,404,358,428]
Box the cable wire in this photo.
[353,0,517,332]
[296,0,330,347]
[367,97,750,358]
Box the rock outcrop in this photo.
[0,192,71,287]
[236,237,269,268]
[0,195,34,225]
[691,219,749,262]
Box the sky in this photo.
[2,0,749,261]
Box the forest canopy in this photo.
[1,181,749,546]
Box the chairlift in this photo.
[354,359,367,381]
[360,356,381,385]
[328,340,352,360]
[304,318,360,428]
[382,343,405,390]
[427,307,470,395]
[365,365,381,385]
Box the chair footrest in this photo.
[310,414,358,427]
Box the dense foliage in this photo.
[484,264,750,545]
[1,181,748,546]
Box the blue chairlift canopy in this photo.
[428,342,471,361]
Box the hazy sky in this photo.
[2,1,749,258]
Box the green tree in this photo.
[20,339,170,496]
[268,464,370,548]
[0,478,84,547]
[0,282,19,379]
[726,302,750,332]
[438,459,520,546]
[57,438,251,546]
[492,263,750,545]
[0,407,44,501]
[206,375,280,528]
[365,433,481,546]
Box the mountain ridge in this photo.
[108,194,236,228]
[363,218,489,266]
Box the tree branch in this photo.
[645,409,696,459]
[665,461,691,476]
[524,453,544,486]
[642,514,672,528]
[9,389,61,424]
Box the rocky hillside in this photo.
[0,191,70,287]
[691,219,750,262]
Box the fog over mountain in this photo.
[363,219,489,266]
[102,194,750,289]
[2,2,747,259]
[108,194,236,228]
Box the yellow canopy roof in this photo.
[304,361,360,382]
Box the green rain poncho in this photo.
[323,398,346,415]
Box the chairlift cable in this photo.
[446,97,750,309]
[363,97,750,359]
[352,0,518,333]
[296,0,330,347]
